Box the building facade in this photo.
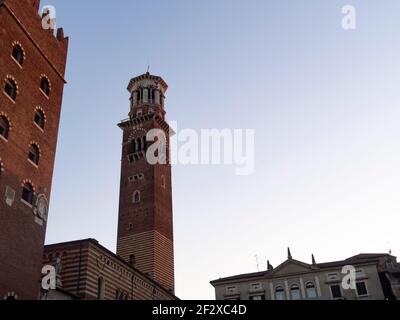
[42,239,177,300]
[0,0,68,300]
[211,251,400,301]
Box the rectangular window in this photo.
[250,283,262,291]
[356,270,365,279]
[356,282,368,296]
[327,273,339,281]
[226,286,237,294]
[250,295,265,300]
[330,285,342,299]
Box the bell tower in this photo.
[116,72,175,293]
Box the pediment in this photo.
[271,259,313,276]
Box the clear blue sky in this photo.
[45,0,400,299]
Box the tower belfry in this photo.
[116,72,174,292]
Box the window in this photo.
[250,295,265,300]
[132,137,146,152]
[4,78,17,101]
[97,277,105,300]
[40,76,50,96]
[22,182,34,205]
[116,290,128,300]
[161,175,166,189]
[356,269,366,279]
[306,282,317,299]
[34,109,45,129]
[149,88,155,102]
[0,116,10,139]
[132,191,140,204]
[275,286,286,300]
[12,44,24,66]
[290,284,301,300]
[136,137,142,152]
[330,285,342,299]
[356,282,368,297]
[226,286,237,295]
[250,283,262,291]
[327,273,340,281]
[28,144,40,165]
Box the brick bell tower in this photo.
[116,72,174,293]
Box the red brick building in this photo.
[0,0,68,300]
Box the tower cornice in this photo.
[118,114,175,136]
[127,72,168,94]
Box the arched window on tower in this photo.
[12,44,24,66]
[28,144,40,165]
[34,109,45,130]
[132,191,140,204]
[149,88,155,103]
[4,78,17,101]
[0,116,10,140]
[40,76,50,96]
[22,182,34,205]
[130,139,136,154]
[161,175,166,189]
[142,136,147,151]
[136,137,142,152]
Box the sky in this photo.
[44,0,400,300]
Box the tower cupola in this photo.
[127,72,168,119]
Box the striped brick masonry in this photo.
[43,239,178,300]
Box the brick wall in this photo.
[0,0,68,300]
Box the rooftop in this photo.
[210,253,396,285]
